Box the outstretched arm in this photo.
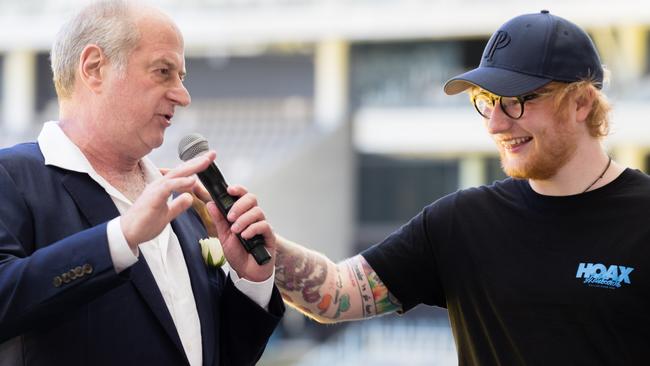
[274,237,401,323]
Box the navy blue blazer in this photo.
[0,143,284,366]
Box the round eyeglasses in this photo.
[471,92,541,120]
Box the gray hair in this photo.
[51,0,141,99]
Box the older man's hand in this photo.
[120,151,216,248]
[204,185,276,283]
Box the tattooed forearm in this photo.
[274,237,400,323]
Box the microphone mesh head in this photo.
[178,133,210,161]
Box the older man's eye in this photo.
[157,68,170,76]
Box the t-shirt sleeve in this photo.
[361,200,448,313]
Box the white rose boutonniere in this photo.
[199,237,226,268]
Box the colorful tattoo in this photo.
[317,294,332,313]
[275,246,394,320]
[347,258,375,317]
[334,294,350,318]
[361,257,401,315]
[275,247,327,304]
[276,247,354,319]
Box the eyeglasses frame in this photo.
[471,91,541,120]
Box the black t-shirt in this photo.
[362,168,650,365]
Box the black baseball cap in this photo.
[444,10,603,97]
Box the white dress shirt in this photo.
[37,121,274,366]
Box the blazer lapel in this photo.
[61,171,187,359]
[172,213,217,366]
[61,171,119,229]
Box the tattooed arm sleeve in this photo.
[274,237,401,323]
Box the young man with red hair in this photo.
[267,10,648,364]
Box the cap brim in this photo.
[444,67,552,97]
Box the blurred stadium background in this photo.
[2,0,650,364]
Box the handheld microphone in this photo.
[178,133,271,266]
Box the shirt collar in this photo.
[38,121,94,174]
[37,121,163,203]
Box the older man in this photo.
[0,1,283,365]
[272,10,649,365]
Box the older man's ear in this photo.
[78,44,107,94]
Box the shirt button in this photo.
[74,266,83,277]
[83,264,93,274]
[53,276,62,287]
[61,272,71,283]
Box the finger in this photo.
[240,221,274,244]
[192,180,212,203]
[230,206,265,234]
[165,151,216,179]
[139,176,196,210]
[167,192,194,220]
[158,176,197,196]
[227,193,258,222]
[226,185,248,197]
[160,168,171,175]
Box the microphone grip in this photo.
[196,168,271,266]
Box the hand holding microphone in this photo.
[178,134,272,268]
